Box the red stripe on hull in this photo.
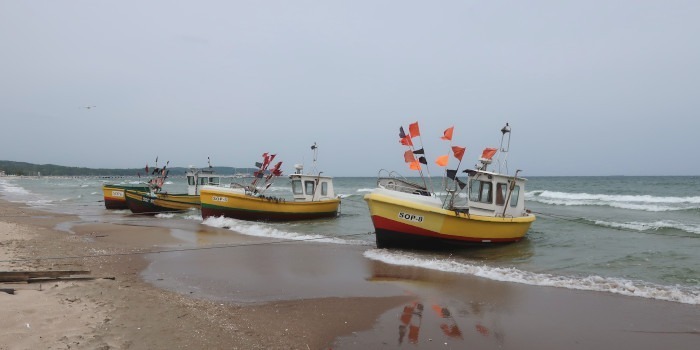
[371,215,521,249]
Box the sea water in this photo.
[1,175,699,304]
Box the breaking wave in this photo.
[528,190,700,212]
[201,216,368,245]
[364,249,700,305]
[592,219,700,235]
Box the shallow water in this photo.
[1,175,699,304]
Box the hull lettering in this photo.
[212,196,228,203]
[398,212,424,223]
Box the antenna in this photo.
[497,122,511,174]
[310,142,318,174]
[500,122,511,152]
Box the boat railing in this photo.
[377,169,431,196]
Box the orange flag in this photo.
[441,126,454,141]
[404,150,416,163]
[409,122,420,138]
[452,146,466,161]
[435,154,449,167]
[400,136,413,146]
[481,147,497,160]
[409,160,422,170]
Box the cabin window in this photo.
[496,183,507,205]
[209,177,219,185]
[469,179,492,204]
[510,185,521,207]
[199,177,207,185]
[187,176,194,186]
[292,180,303,195]
[321,182,328,196]
[305,181,315,195]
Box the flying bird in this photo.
[84,106,96,109]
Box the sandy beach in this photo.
[1,198,699,349]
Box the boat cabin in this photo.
[289,173,336,202]
[463,169,527,218]
[186,167,230,195]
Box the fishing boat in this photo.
[364,122,536,249]
[125,159,232,214]
[200,144,341,221]
[102,183,150,209]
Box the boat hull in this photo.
[364,191,535,249]
[124,190,200,214]
[200,187,340,221]
[102,184,150,209]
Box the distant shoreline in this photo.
[2,160,699,177]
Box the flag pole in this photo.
[437,126,454,197]
[407,122,431,192]
[411,142,429,192]
[443,137,453,192]
[400,125,429,191]
[416,132,434,194]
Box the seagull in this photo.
[84,106,96,109]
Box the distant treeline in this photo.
[0,160,255,177]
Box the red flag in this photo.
[271,162,283,176]
[404,150,416,163]
[435,155,449,167]
[409,122,420,138]
[409,160,421,170]
[481,147,498,160]
[441,126,454,141]
[400,136,413,146]
[452,146,466,161]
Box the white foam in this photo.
[363,249,700,305]
[594,219,700,234]
[201,216,368,245]
[27,199,55,207]
[155,213,175,219]
[184,214,203,221]
[357,188,375,193]
[528,190,700,212]
[0,179,31,195]
[0,180,59,208]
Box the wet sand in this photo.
[1,198,699,349]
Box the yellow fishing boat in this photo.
[201,145,340,221]
[364,123,535,248]
[124,189,201,214]
[125,161,233,215]
[102,183,149,209]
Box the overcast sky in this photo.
[1,1,699,176]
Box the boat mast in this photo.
[497,123,511,174]
[310,142,318,175]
